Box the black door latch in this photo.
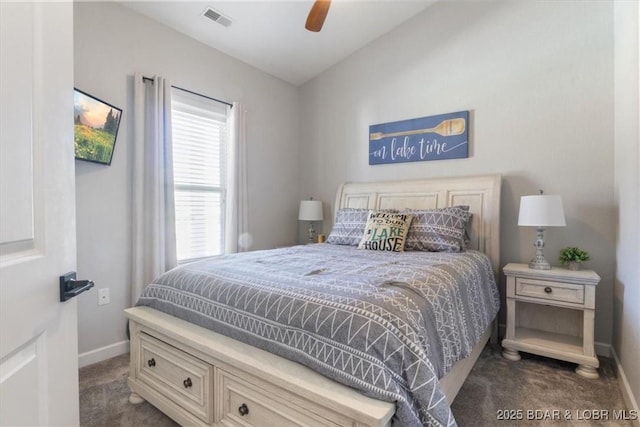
[60,272,94,302]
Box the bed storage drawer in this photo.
[137,332,213,423]
[215,368,341,427]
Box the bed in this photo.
[125,174,501,427]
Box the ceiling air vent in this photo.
[203,7,233,27]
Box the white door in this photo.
[0,2,79,425]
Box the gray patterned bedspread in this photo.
[137,244,499,427]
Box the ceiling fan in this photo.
[305,0,331,32]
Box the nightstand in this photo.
[501,263,601,378]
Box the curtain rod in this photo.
[142,76,233,108]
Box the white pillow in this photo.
[358,211,413,252]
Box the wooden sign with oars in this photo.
[369,118,466,140]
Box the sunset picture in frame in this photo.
[73,88,122,165]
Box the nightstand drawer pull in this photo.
[147,358,156,367]
[183,377,192,388]
[238,403,249,416]
[544,287,552,294]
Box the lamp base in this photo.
[528,254,551,270]
[528,227,551,270]
[307,222,316,243]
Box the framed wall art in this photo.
[369,110,469,165]
[73,88,122,165]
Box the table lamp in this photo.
[299,199,323,243]
[518,191,566,270]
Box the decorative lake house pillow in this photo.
[403,206,471,252]
[326,208,370,246]
[358,211,413,252]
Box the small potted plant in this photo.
[559,247,590,271]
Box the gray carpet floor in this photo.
[79,345,631,426]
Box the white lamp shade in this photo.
[518,195,566,227]
[298,200,323,221]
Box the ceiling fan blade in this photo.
[305,0,331,32]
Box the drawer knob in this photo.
[183,377,192,388]
[544,287,553,294]
[147,358,156,367]
[238,403,249,416]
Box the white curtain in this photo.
[225,102,250,253]
[131,73,177,303]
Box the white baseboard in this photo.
[78,340,130,368]
[612,348,640,427]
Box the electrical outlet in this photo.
[98,288,110,306]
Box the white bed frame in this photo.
[126,174,501,427]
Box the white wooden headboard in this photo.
[334,174,502,274]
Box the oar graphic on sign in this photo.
[369,118,466,141]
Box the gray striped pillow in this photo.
[326,208,370,246]
[402,206,471,252]
[326,208,399,246]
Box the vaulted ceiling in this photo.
[121,1,436,86]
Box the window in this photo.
[171,89,228,262]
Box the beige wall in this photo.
[74,2,300,359]
[613,0,640,414]
[300,0,616,347]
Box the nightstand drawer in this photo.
[515,278,584,305]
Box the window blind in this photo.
[171,89,228,262]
